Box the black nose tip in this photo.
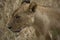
[8,26,12,29]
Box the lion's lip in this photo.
[13,30,20,32]
[13,26,26,33]
[13,29,21,33]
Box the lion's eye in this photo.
[15,16,20,19]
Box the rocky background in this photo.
[0,0,60,40]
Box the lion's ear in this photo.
[28,2,37,12]
[21,0,30,4]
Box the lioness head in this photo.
[7,2,37,32]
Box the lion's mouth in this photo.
[12,26,27,33]
[13,30,20,32]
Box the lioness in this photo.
[7,2,60,40]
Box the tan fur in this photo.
[7,2,60,40]
[7,3,35,32]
